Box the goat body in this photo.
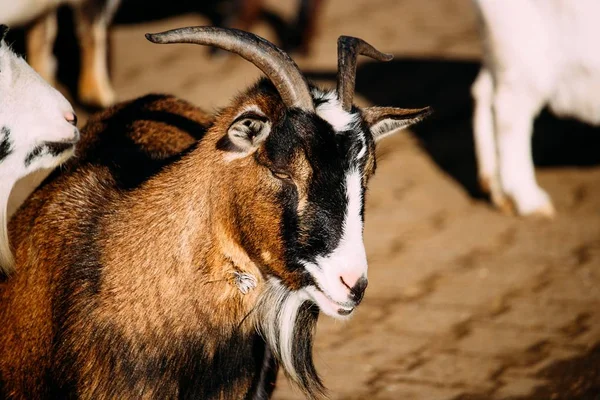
[0,28,429,399]
[0,91,312,399]
[471,0,600,216]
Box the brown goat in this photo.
[0,27,430,399]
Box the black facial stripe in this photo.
[0,126,12,161]
[312,96,328,108]
[338,128,367,169]
[46,141,74,156]
[271,109,349,264]
[300,178,347,261]
[314,98,373,171]
[24,145,45,167]
[24,139,76,167]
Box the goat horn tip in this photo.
[145,33,162,43]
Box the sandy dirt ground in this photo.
[13,0,600,398]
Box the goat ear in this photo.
[220,111,271,153]
[363,106,432,142]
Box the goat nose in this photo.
[340,275,369,305]
[65,111,78,126]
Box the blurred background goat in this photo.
[1,0,322,109]
[1,0,121,108]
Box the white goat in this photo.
[1,0,121,108]
[471,0,600,217]
[0,26,79,275]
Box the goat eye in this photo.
[271,170,292,181]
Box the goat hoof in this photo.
[478,175,492,195]
[499,187,555,218]
[492,193,517,216]
[526,202,556,219]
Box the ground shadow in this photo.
[455,342,600,400]
[307,58,600,198]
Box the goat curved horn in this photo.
[145,27,314,111]
[337,36,393,111]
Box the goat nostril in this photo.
[65,112,78,126]
[351,276,368,304]
[340,275,369,304]
[340,276,352,290]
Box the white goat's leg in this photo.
[493,86,555,217]
[26,11,58,86]
[471,67,502,199]
[74,5,115,108]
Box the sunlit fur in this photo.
[0,35,78,275]
[1,74,427,398]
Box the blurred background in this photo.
[5,0,600,398]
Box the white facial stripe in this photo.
[356,144,367,160]
[302,169,368,318]
[312,89,367,160]
[314,91,358,132]
[339,170,367,261]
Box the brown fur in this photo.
[0,86,311,398]
[0,95,210,397]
